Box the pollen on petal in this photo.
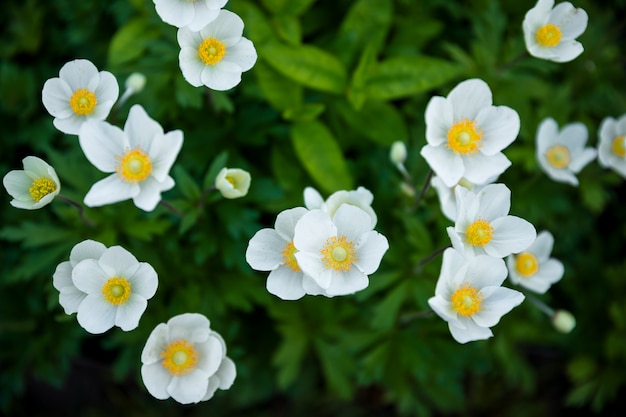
[69,88,98,115]
[102,277,131,305]
[116,148,152,182]
[282,240,301,272]
[198,37,227,65]
[29,177,57,202]
[160,339,198,376]
[320,235,357,272]
[451,282,484,317]
[447,119,482,155]
[465,218,494,247]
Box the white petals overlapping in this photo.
[304,186,378,228]
[3,156,61,210]
[153,0,228,30]
[215,167,251,199]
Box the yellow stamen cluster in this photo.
[320,235,357,272]
[515,252,539,277]
[198,37,227,65]
[282,240,301,272]
[451,282,484,317]
[447,119,483,155]
[465,218,494,247]
[116,148,152,182]
[69,88,97,115]
[102,277,131,305]
[161,340,198,376]
[545,145,571,169]
[612,136,626,158]
[536,23,562,47]
[29,177,57,202]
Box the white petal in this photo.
[303,187,323,210]
[294,252,326,287]
[550,2,588,40]
[3,170,33,201]
[448,79,492,121]
[200,63,243,91]
[196,333,225,377]
[446,227,467,256]
[52,261,73,291]
[202,377,220,402]
[435,248,467,297]
[569,148,597,173]
[428,295,457,323]
[141,323,169,364]
[536,118,560,153]
[168,313,211,344]
[41,78,73,119]
[53,115,87,135]
[133,176,168,212]
[59,286,87,315]
[168,370,210,404]
[475,105,520,155]
[141,362,172,400]
[78,120,127,172]
[465,255,508,288]
[488,216,537,258]
[128,262,158,299]
[448,318,493,343]
[124,105,164,152]
[425,96,453,146]
[528,230,554,261]
[473,286,524,327]
[148,129,184,183]
[266,267,306,300]
[324,267,369,296]
[293,209,335,253]
[83,174,138,207]
[59,59,99,92]
[115,294,148,331]
[215,356,236,389]
[72,259,108,293]
[187,2,220,31]
[70,239,107,266]
[333,204,372,243]
[76,294,116,334]
[274,207,308,240]
[462,152,511,185]
[354,231,388,275]
[223,37,257,72]
[475,183,511,221]
[246,229,287,271]
[420,144,464,187]
[154,0,195,28]
[99,246,139,275]
[558,122,588,152]
[179,47,206,87]
[547,40,584,63]
[201,10,244,43]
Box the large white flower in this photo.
[177,9,257,91]
[507,231,564,294]
[215,167,251,199]
[71,245,158,334]
[141,313,236,404]
[536,118,596,186]
[431,175,498,222]
[597,113,626,178]
[153,0,227,30]
[3,156,61,210]
[428,248,525,344]
[42,59,119,135]
[78,104,183,211]
[420,79,520,187]
[447,183,536,258]
[523,0,588,63]
[293,205,389,297]
[304,186,377,228]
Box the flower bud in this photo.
[215,168,251,199]
[390,141,407,165]
[552,309,576,333]
[125,72,147,94]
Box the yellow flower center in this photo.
[545,145,571,169]
[160,340,198,376]
[116,148,152,182]
[451,282,484,317]
[515,252,539,277]
[447,119,482,155]
[69,88,97,115]
[282,240,301,272]
[198,37,226,65]
[465,218,494,247]
[320,235,357,272]
[29,177,57,202]
[611,136,626,157]
[536,23,562,47]
[102,277,131,305]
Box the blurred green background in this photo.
[1,0,625,415]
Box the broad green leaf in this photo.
[271,15,301,45]
[282,103,325,122]
[348,42,379,109]
[229,2,276,46]
[175,76,203,109]
[261,0,317,15]
[108,18,160,67]
[334,100,407,146]
[173,165,201,200]
[254,61,303,111]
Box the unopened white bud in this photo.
[390,141,407,165]
[125,72,147,93]
[552,310,576,333]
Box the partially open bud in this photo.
[215,167,251,199]
[552,309,576,333]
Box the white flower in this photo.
[78,104,183,211]
[42,59,119,135]
[507,231,564,294]
[420,79,519,187]
[428,248,525,343]
[53,239,107,314]
[293,205,389,297]
[447,183,537,259]
[597,114,626,178]
[177,9,257,91]
[141,313,236,404]
[304,186,378,228]
[71,245,158,334]
[153,0,227,31]
[523,0,588,63]
[3,156,61,210]
[536,118,597,186]
[215,167,251,199]
[431,175,498,222]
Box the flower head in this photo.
[177,9,257,91]
[78,104,183,211]
[141,313,236,404]
[215,167,251,199]
[523,0,588,63]
[304,186,378,228]
[420,79,519,187]
[598,114,626,178]
[42,59,119,135]
[153,0,228,31]
[431,175,498,222]
[3,156,61,210]
[536,118,597,186]
[428,248,525,343]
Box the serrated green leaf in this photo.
[334,100,407,145]
[273,324,309,388]
[108,18,160,67]
[315,340,354,399]
[0,222,74,248]
[371,281,409,330]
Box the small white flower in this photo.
[431,176,498,222]
[153,0,228,31]
[177,9,257,91]
[71,245,158,334]
[597,113,626,178]
[523,0,588,63]
[507,231,564,294]
[141,313,236,404]
[293,205,389,297]
[420,79,519,187]
[42,59,119,135]
[552,309,576,333]
[447,183,537,259]
[536,118,597,186]
[304,186,378,228]
[78,104,183,211]
[215,167,251,199]
[428,248,525,344]
[53,239,107,314]
[3,156,61,210]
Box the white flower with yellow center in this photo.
[304,186,378,228]
[420,79,520,187]
[42,59,119,135]
[71,245,158,334]
[598,114,626,179]
[153,0,227,31]
[428,248,525,344]
[78,104,183,211]
[293,205,389,297]
[3,156,61,210]
[507,231,564,294]
[536,118,597,186]
[177,9,257,91]
[431,175,498,222]
[215,167,251,199]
[523,0,588,63]
[141,313,236,404]
[447,183,536,258]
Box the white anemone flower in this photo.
[431,175,498,222]
[293,205,389,297]
[42,59,119,135]
[3,156,61,210]
[141,313,236,404]
[428,248,525,344]
[536,118,597,186]
[420,79,520,187]
[597,114,626,178]
[78,104,183,211]
[153,0,228,31]
[71,245,158,334]
[215,167,251,199]
[304,186,378,228]
[523,0,588,63]
[177,9,257,91]
[53,239,107,314]
[447,183,537,259]
[507,231,564,294]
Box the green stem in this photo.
[414,244,451,273]
[496,50,530,73]
[159,200,184,218]
[57,194,95,228]
[412,169,434,210]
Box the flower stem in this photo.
[496,50,530,73]
[414,244,451,272]
[159,200,184,218]
[412,169,434,209]
[196,185,217,210]
[399,309,435,325]
[524,292,554,317]
[57,195,95,228]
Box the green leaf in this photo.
[282,103,326,122]
[175,76,203,109]
[0,222,74,248]
[348,42,379,109]
[315,339,355,399]
[173,166,201,201]
[107,18,160,67]
[271,15,301,45]
[203,151,229,190]
[334,100,408,146]
[260,0,317,15]
[254,61,303,111]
